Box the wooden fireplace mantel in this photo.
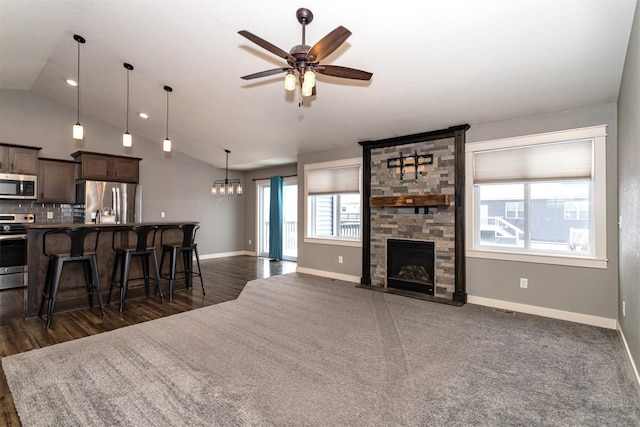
[370,194,450,208]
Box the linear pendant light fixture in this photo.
[163,85,173,152]
[211,149,242,196]
[122,63,134,147]
[72,34,86,140]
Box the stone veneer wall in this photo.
[370,137,456,299]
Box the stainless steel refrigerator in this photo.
[73,181,142,224]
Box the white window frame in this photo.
[304,157,362,247]
[505,201,525,219]
[564,200,589,221]
[465,125,608,269]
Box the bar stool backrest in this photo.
[181,224,199,247]
[112,225,158,252]
[161,224,199,248]
[131,225,158,251]
[43,227,101,257]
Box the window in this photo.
[465,125,607,268]
[505,201,524,219]
[564,201,589,220]
[304,158,362,246]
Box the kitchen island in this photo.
[24,222,198,318]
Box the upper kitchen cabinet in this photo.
[71,151,141,183]
[0,143,41,175]
[38,158,77,203]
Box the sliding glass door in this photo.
[257,178,297,260]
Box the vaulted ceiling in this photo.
[0,1,636,170]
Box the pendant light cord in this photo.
[76,40,81,123]
[165,90,169,139]
[225,149,230,183]
[126,68,130,132]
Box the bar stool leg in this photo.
[119,253,132,313]
[141,255,150,297]
[169,247,178,302]
[108,252,121,305]
[89,254,105,318]
[151,250,164,303]
[46,258,65,329]
[194,246,205,295]
[82,259,94,309]
[182,250,192,289]
[39,257,55,319]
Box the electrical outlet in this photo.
[249,239,252,245]
[338,256,343,264]
[622,301,626,317]
[160,212,165,218]
[46,211,53,219]
[520,278,528,289]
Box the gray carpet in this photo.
[3,273,640,426]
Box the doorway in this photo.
[257,178,298,261]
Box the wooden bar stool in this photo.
[108,225,164,312]
[39,227,105,329]
[159,224,204,301]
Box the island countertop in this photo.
[24,221,199,318]
[25,221,199,229]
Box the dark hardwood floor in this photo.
[0,256,296,426]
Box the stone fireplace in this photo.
[359,125,468,303]
[387,239,435,295]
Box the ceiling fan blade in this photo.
[316,65,373,81]
[241,68,291,80]
[306,26,352,63]
[238,30,296,63]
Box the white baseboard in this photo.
[467,295,617,329]
[295,267,361,284]
[618,321,640,395]
[199,250,254,260]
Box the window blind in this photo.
[473,139,593,183]
[307,165,360,195]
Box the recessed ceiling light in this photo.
[66,79,78,87]
[138,112,149,119]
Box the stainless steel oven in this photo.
[0,213,34,290]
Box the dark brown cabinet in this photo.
[71,151,140,183]
[0,144,41,174]
[38,159,77,203]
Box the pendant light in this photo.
[163,85,173,152]
[211,149,243,196]
[122,63,134,147]
[72,34,86,140]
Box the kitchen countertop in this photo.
[25,221,199,229]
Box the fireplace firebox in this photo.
[387,239,435,295]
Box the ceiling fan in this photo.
[238,8,372,102]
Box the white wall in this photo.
[0,89,244,255]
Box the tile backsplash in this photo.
[0,200,73,223]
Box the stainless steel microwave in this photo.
[0,173,37,199]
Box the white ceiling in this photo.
[0,0,636,170]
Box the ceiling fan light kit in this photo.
[239,8,372,104]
